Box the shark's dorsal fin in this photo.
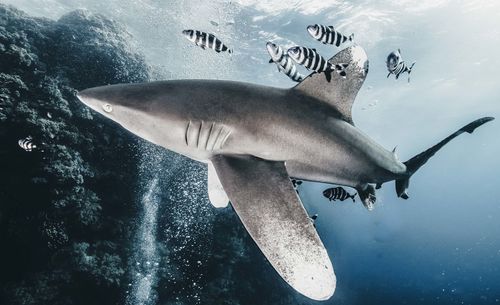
[293,46,368,125]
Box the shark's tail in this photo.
[395,117,494,199]
[348,33,354,42]
[351,193,357,202]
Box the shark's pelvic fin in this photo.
[293,46,369,125]
[207,162,229,208]
[211,154,336,301]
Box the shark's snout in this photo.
[76,89,96,109]
[77,88,114,115]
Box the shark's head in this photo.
[76,83,182,147]
[266,42,284,62]
[77,85,138,122]
[307,24,320,39]
[386,49,401,70]
[287,46,304,63]
[182,29,196,42]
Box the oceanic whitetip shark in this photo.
[77,46,494,301]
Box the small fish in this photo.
[386,49,416,83]
[182,30,232,54]
[210,20,219,26]
[323,187,356,202]
[266,42,304,82]
[18,136,37,152]
[307,24,354,47]
[287,46,348,80]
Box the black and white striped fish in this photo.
[323,187,356,202]
[182,30,232,54]
[266,42,304,82]
[307,24,354,47]
[287,46,348,80]
[386,49,416,83]
[18,136,37,152]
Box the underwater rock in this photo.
[0,5,318,305]
[0,4,149,305]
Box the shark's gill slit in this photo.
[196,120,203,148]
[219,128,231,150]
[210,125,224,151]
[205,122,215,150]
[185,120,191,146]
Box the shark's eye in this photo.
[102,103,113,113]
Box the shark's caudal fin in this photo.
[293,46,369,125]
[396,117,495,199]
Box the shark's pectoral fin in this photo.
[211,154,335,301]
[293,46,368,125]
[207,162,229,208]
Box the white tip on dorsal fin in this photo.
[292,46,369,125]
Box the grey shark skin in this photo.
[77,46,494,300]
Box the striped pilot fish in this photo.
[266,42,304,82]
[18,136,36,152]
[307,24,354,47]
[182,30,232,54]
[287,46,348,80]
[386,49,416,83]
[322,187,356,202]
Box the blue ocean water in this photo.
[2,1,499,304]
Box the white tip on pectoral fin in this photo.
[207,162,229,208]
[211,155,336,300]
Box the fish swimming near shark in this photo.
[323,187,356,202]
[307,24,354,47]
[387,48,415,82]
[266,42,305,82]
[18,136,36,152]
[287,46,348,79]
[77,46,494,301]
[182,29,232,53]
